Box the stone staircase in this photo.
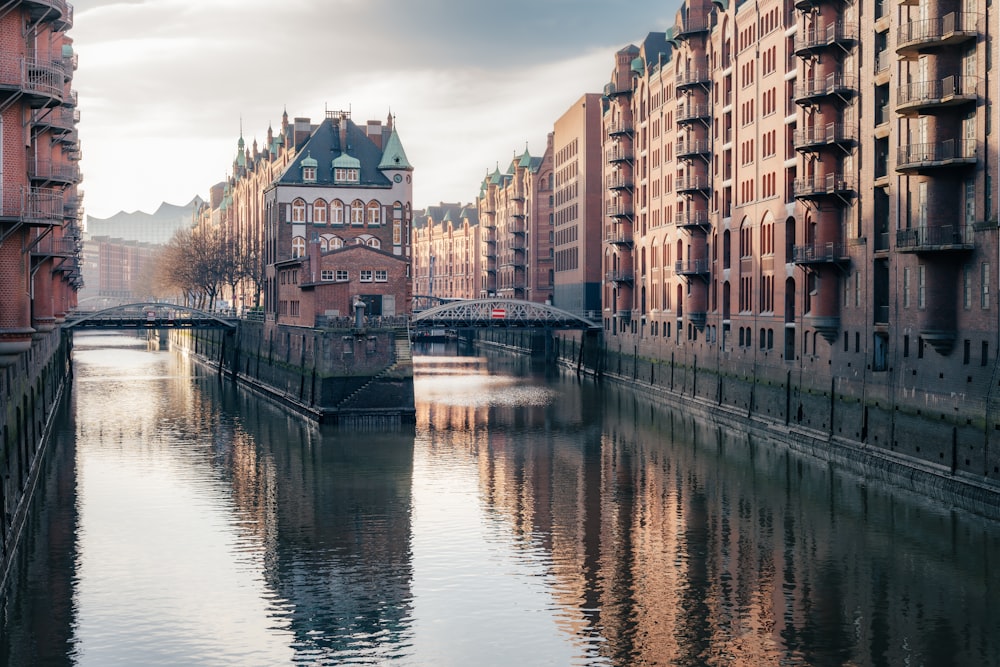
[337,329,412,409]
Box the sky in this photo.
[71,0,677,221]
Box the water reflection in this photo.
[0,335,998,666]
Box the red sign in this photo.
[491,307,506,319]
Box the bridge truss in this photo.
[64,302,238,331]
[411,299,599,330]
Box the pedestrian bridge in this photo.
[64,302,238,331]
[411,298,599,330]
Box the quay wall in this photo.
[172,321,414,424]
[0,329,72,591]
[475,327,1000,519]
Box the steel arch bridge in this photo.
[411,299,599,330]
[64,302,238,331]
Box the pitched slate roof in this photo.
[277,117,395,188]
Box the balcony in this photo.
[792,242,850,265]
[675,175,710,195]
[676,68,710,90]
[607,202,634,218]
[675,210,711,231]
[675,259,710,279]
[607,120,634,136]
[793,123,856,152]
[896,225,973,253]
[28,158,79,185]
[793,22,858,57]
[604,81,632,98]
[896,76,977,114]
[606,270,634,284]
[606,146,634,163]
[896,13,979,54]
[896,140,976,172]
[794,74,857,105]
[676,138,711,159]
[606,231,634,247]
[0,55,64,107]
[676,16,710,38]
[0,187,65,227]
[793,173,855,200]
[677,103,711,124]
[607,174,634,191]
[24,0,73,30]
[32,106,76,133]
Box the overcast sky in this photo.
[72,0,676,220]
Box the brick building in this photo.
[412,203,481,305]
[265,110,413,326]
[476,140,554,302]
[0,0,82,365]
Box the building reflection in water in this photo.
[416,349,999,666]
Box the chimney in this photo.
[293,117,311,149]
[308,234,321,283]
[367,120,383,150]
[339,112,348,151]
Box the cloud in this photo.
[70,0,677,219]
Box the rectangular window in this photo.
[375,269,388,282]
[918,266,926,309]
[964,267,972,309]
[903,267,911,308]
[321,270,335,281]
[983,263,991,309]
[904,334,910,357]
[360,269,373,283]
[335,269,348,282]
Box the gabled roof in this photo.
[276,117,392,187]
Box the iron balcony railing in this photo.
[896,13,979,53]
[794,21,858,54]
[677,103,711,122]
[606,120,634,136]
[675,210,711,229]
[606,271,634,284]
[675,68,710,88]
[676,138,711,157]
[896,76,977,110]
[607,202,634,218]
[792,173,855,198]
[677,16,710,36]
[896,140,977,170]
[896,225,973,250]
[0,187,65,224]
[675,259,710,275]
[794,73,856,102]
[0,54,64,103]
[676,175,710,193]
[606,146,634,162]
[28,157,79,183]
[607,174,634,190]
[792,242,849,264]
[793,123,856,150]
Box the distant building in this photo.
[85,198,203,245]
[476,140,554,303]
[267,110,414,325]
[412,203,480,306]
[553,93,604,318]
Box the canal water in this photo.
[1,332,998,666]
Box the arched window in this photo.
[313,199,327,225]
[319,236,329,251]
[291,198,306,223]
[330,237,344,249]
[367,238,381,248]
[351,200,365,225]
[291,236,306,257]
[331,200,344,225]
[367,201,381,226]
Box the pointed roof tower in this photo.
[378,121,413,171]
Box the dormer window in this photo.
[335,167,359,183]
[300,153,319,183]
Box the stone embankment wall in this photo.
[173,321,414,424]
[476,327,1000,519]
[0,329,72,590]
